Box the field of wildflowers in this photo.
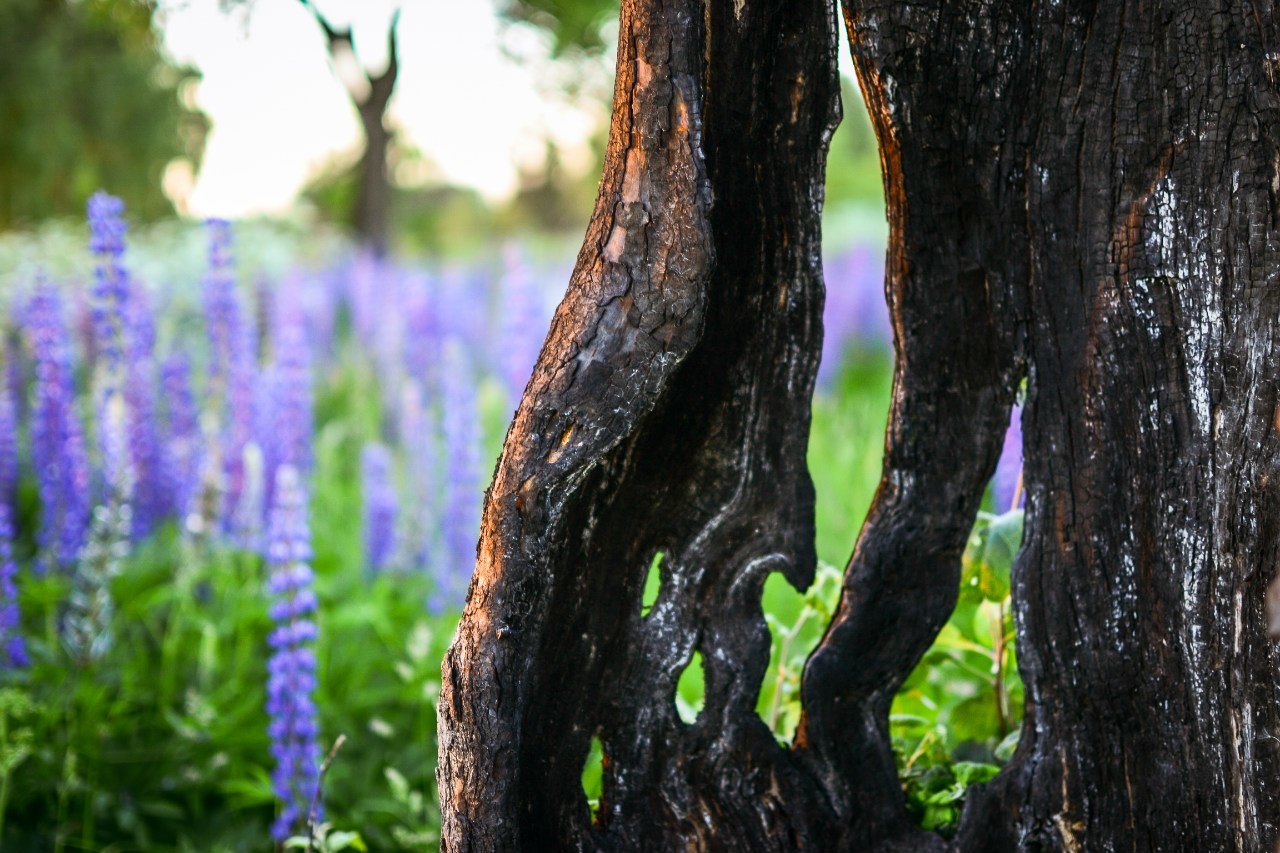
[0,195,1021,850]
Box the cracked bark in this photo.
[439,0,1280,850]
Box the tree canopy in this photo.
[499,0,617,58]
[0,0,208,229]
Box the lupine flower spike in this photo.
[265,464,322,841]
[28,281,91,573]
[0,504,27,669]
[992,404,1024,512]
[361,443,398,575]
[87,191,133,495]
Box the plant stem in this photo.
[992,600,1008,738]
[0,706,9,842]
[767,607,811,733]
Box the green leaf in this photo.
[947,695,1000,747]
[406,622,433,664]
[326,830,367,851]
[952,761,1000,787]
[384,766,411,803]
[978,510,1023,602]
[921,802,959,831]
[994,728,1021,763]
[0,687,36,718]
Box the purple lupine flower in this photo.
[439,339,482,610]
[254,312,311,543]
[255,361,281,512]
[400,273,441,398]
[992,403,1023,512]
[87,192,130,379]
[88,192,134,492]
[436,266,488,354]
[224,322,258,540]
[371,268,408,417]
[398,380,441,573]
[361,443,398,575]
[0,380,17,509]
[161,353,202,525]
[5,330,25,429]
[27,282,91,572]
[271,322,313,476]
[303,269,339,367]
[498,244,547,406]
[270,271,310,353]
[0,504,28,669]
[124,282,164,537]
[0,337,25,650]
[202,219,258,536]
[346,251,384,346]
[819,244,890,385]
[264,464,321,841]
[203,219,240,393]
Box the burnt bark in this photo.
[439,0,1280,850]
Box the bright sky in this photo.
[160,0,602,217]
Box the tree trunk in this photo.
[915,3,1280,849]
[439,0,1280,850]
[355,103,391,256]
[299,1,398,255]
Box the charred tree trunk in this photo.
[921,2,1280,849]
[439,0,1280,850]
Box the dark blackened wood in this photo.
[798,0,1024,845]
[955,4,1280,849]
[441,0,1280,849]
[438,0,843,847]
[838,1,1280,849]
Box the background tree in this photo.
[295,0,400,255]
[0,0,208,229]
[440,0,1280,851]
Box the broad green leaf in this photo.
[385,766,411,803]
[947,695,1001,747]
[978,510,1023,602]
[952,761,1000,786]
[994,728,1021,763]
[326,830,368,851]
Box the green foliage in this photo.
[758,559,843,742]
[499,0,617,58]
[301,155,500,257]
[1,237,1017,844]
[761,408,1027,836]
[0,0,208,229]
[891,508,1024,833]
[808,352,895,566]
[825,77,886,207]
[284,825,367,852]
[4,349,452,852]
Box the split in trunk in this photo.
[439,1,1280,850]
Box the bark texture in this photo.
[439,0,1280,850]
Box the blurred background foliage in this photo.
[0,0,882,251]
[0,0,209,229]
